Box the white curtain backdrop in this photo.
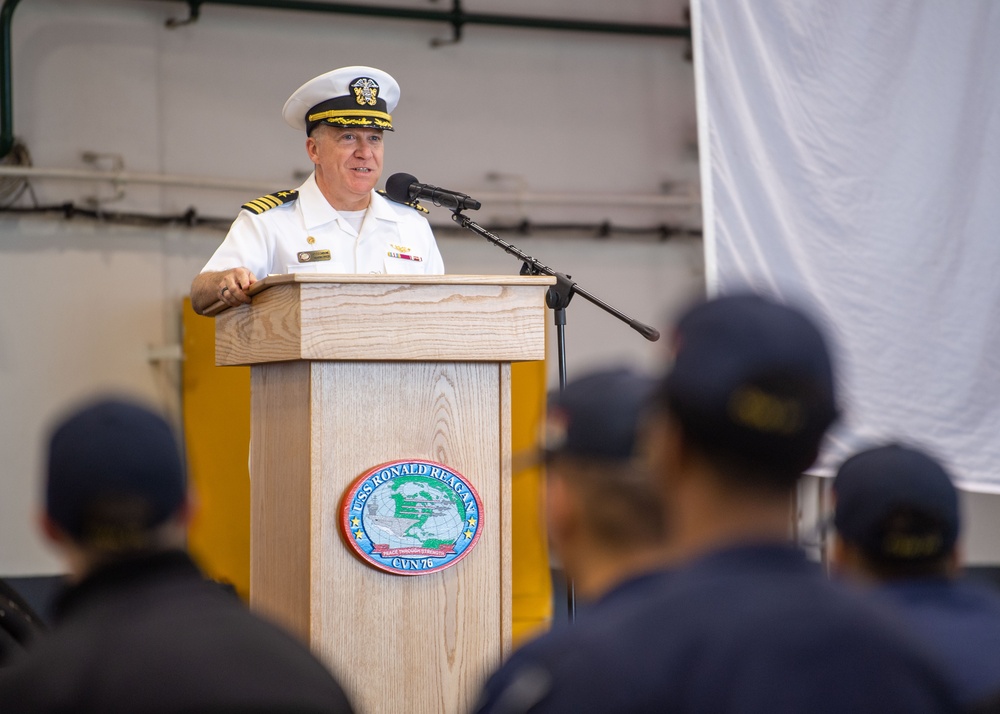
[692,0,1000,491]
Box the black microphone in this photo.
[385,173,482,211]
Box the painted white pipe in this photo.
[0,165,267,192]
[0,165,700,209]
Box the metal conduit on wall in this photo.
[0,165,700,209]
[151,0,691,40]
[0,0,22,160]
[0,0,690,161]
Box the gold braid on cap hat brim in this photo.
[308,108,393,130]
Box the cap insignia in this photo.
[351,77,380,107]
[727,385,804,435]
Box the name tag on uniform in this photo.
[298,250,331,263]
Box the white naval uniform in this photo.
[201,173,445,278]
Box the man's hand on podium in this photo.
[191,267,257,315]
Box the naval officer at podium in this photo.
[191,65,445,315]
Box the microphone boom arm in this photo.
[450,211,660,342]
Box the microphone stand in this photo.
[450,210,660,623]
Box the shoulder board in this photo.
[241,189,298,215]
[377,189,429,214]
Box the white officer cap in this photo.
[282,65,400,134]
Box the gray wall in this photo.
[0,0,703,575]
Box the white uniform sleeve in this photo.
[200,211,272,279]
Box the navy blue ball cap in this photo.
[46,397,186,544]
[660,293,838,473]
[834,444,959,561]
[546,367,658,461]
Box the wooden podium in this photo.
[212,274,554,714]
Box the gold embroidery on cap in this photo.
[728,386,804,435]
[307,108,392,123]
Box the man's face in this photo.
[306,125,384,209]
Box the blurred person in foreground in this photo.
[475,367,674,712]
[0,580,44,668]
[473,293,961,714]
[0,397,354,714]
[831,443,1000,710]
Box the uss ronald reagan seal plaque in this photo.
[340,459,483,575]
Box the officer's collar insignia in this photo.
[341,459,483,576]
[351,77,380,106]
[241,189,298,215]
[377,189,429,213]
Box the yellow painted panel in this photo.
[511,360,552,644]
[182,298,251,600]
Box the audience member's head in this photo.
[650,293,839,555]
[7,397,356,714]
[43,397,189,576]
[656,292,838,489]
[543,367,667,599]
[831,443,960,582]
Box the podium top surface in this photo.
[212,274,556,365]
[204,274,556,317]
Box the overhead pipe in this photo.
[153,0,692,41]
[0,164,700,209]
